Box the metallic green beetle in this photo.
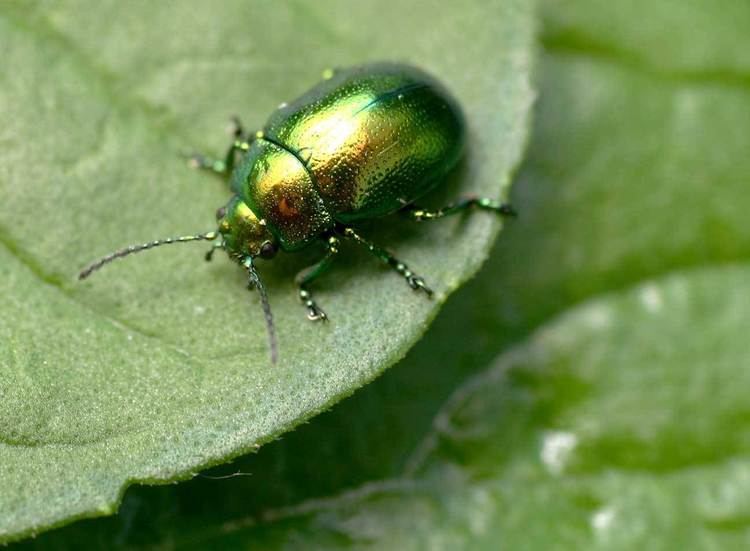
[80,63,515,362]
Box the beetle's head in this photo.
[77,194,281,364]
[216,196,279,260]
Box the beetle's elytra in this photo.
[80,63,515,363]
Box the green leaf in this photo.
[224,0,747,546]
[0,0,535,542]
[153,267,750,549]
[17,0,750,548]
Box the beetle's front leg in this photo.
[341,228,433,297]
[403,197,517,221]
[186,117,254,176]
[294,236,340,321]
[204,241,224,262]
[187,140,251,176]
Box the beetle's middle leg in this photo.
[186,117,254,176]
[294,236,340,321]
[341,228,433,297]
[402,197,517,221]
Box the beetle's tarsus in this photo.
[185,119,255,178]
[299,288,328,322]
[404,197,517,221]
[294,236,340,321]
[342,227,432,298]
[408,275,433,297]
[228,116,246,140]
[186,153,202,169]
[186,152,227,175]
[307,304,328,322]
[205,242,223,262]
[497,203,518,217]
[308,309,328,321]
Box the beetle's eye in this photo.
[215,206,227,220]
[259,241,278,259]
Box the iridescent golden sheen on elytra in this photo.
[222,63,464,253]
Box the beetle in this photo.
[79,63,515,363]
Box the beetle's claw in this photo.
[498,203,518,217]
[186,153,204,169]
[307,305,328,321]
[408,275,433,297]
[298,288,328,321]
[228,115,245,139]
[185,152,226,174]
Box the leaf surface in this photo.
[20,0,750,548]
[0,0,535,541]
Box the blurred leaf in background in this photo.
[0,0,534,543]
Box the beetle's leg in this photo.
[228,116,247,140]
[204,241,224,262]
[187,139,252,176]
[186,117,254,176]
[294,236,340,321]
[341,228,433,297]
[403,197,517,221]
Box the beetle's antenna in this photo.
[243,257,278,364]
[79,231,218,280]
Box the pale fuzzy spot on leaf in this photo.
[591,506,616,534]
[540,430,578,475]
[639,283,664,313]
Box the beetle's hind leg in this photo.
[185,117,254,176]
[295,236,340,321]
[342,228,433,297]
[403,197,517,221]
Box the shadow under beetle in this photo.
[79,63,515,363]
